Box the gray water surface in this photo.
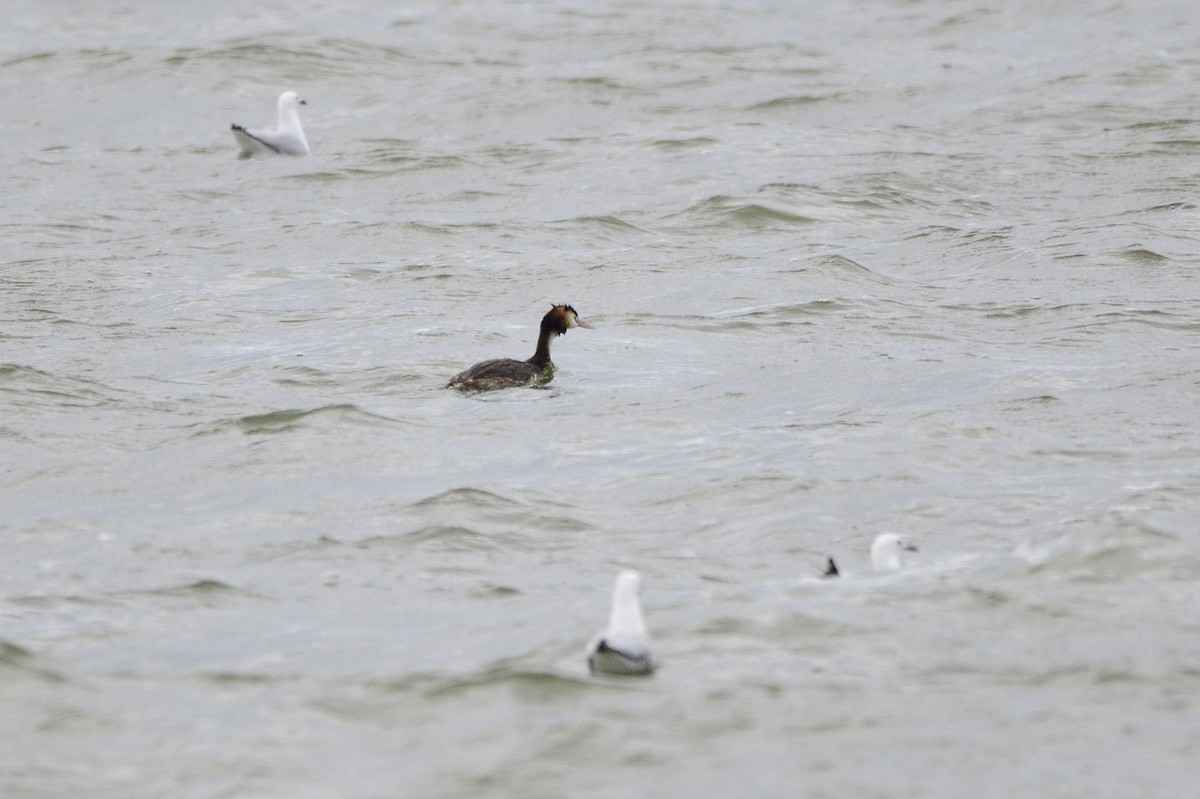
[3,1,1200,797]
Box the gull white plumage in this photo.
[821,532,918,577]
[870,532,918,572]
[587,570,656,676]
[230,91,309,157]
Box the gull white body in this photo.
[871,533,918,572]
[230,91,309,157]
[587,570,656,676]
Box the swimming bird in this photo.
[447,304,594,391]
[230,91,309,157]
[822,533,918,577]
[587,570,656,676]
[870,532,918,572]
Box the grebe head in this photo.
[543,304,595,336]
[870,532,918,572]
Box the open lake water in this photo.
[3,1,1200,796]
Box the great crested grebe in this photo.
[587,570,656,676]
[230,91,309,157]
[447,304,594,391]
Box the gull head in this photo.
[871,532,918,572]
[279,91,307,111]
[613,569,641,605]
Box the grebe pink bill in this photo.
[447,304,595,392]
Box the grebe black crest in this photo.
[447,304,595,391]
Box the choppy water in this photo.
[4,1,1200,796]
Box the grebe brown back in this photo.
[447,304,595,391]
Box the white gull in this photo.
[822,532,919,577]
[230,91,309,157]
[870,532,918,572]
[587,570,656,676]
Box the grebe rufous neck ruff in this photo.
[230,91,309,157]
[447,304,594,391]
